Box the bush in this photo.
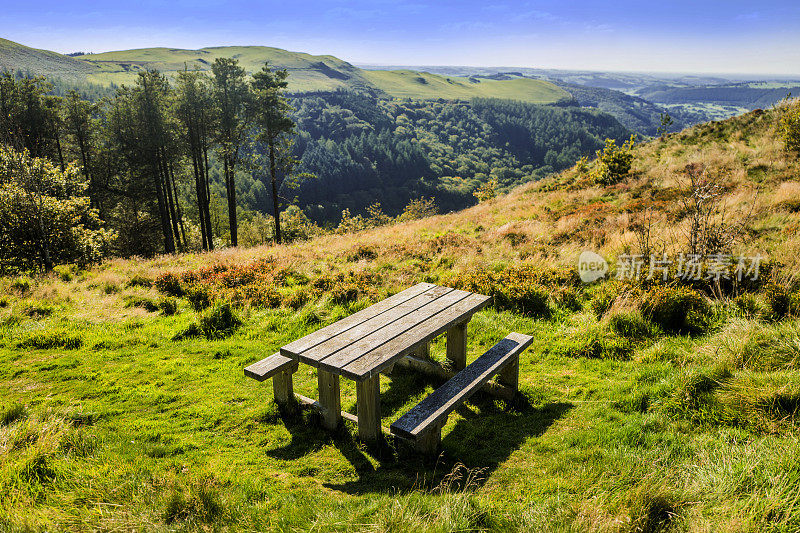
[779,101,800,154]
[21,302,54,318]
[641,286,713,335]
[17,330,83,350]
[158,298,178,316]
[175,304,242,341]
[10,276,32,294]
[154,272,184,297]
[608,310,656,339]
[1,403,26,426]
[185,285,212,311]
[733,293,768,319]
[123,295,159,312]
[554,322,633,359]
[763,282,796,319]
[591,136,635,185]
[127,275,153,288]
[587,282,624,318]
[102,282,120,295]
[53,265,73,282]
[497,283,551,318]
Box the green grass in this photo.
[2,265,799,530]
[1,37,569,103]
[362,70,571,103]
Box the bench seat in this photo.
[244,353,299,410]
[390,332,533,453]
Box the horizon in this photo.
[3,0,799,76]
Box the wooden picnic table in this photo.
[279,282,490,442]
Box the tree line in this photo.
[0,58,297,269]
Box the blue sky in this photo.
[3,0,799,74]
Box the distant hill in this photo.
[0,38,570,104]
[0,37,96,80]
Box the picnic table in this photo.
[246,282,533,453]
[279,283,489,441]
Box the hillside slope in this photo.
[0,37,96,80]
[2,98,800,531]
[0,38,569,103]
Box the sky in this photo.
[3,0,800,75]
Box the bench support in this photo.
[356,374,381,442]
[415,423,442,455]
[498,358,519,391]
[446,321,468,370]
[318,369,341,430]
[273,369,298,414]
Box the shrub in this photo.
[53,265,73,282]
[127,275,153,288]
[554,287,583,312]
[154,272,185,297]
[175,304,242,341]
[17,330,83,350]
[21,302,54,318]
[763,282,796,319]
[779,101,800,154]
[497,283,551,318]
[590,136,635,185]
[123,295,159,312]
[608,310,656,339]
[733,293,768,319]
[641,286,713,335]
[185,285,212,311]
[1,403,26,426]
[587,282,624,318]
[347,244,378,262]
[281,288,309,310]
[10,276,32,294]
[158,298,179,316]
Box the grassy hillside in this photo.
[362,69,570,103]
[2,104,800,531]
[0,38,95,81]
[0,38,569,103]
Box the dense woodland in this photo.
[0,65,631,271]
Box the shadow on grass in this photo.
[317,366,573,495]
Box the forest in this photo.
[0,64,631,271]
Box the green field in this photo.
[3,106,800,530]
[0,37,569,103]
[362,70,570,103]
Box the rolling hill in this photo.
[0,37,570,103]
[2,103,800,531]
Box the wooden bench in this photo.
[390,332,533,455]
[244,353,299,411]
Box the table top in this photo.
[280,283,490,381]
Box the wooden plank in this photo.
[356,374,381,442]
[446,322,468,370]
[340,293,491,380]
[394,355,517,401]
[295,394,358,424]
[498,358,519,390]
[298,286,453,365]
[244,353,298,382]
[318,369,341,430]
[280,283,435,358]
[389,333,533,440]
[318,289,472,374]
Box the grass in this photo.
[1,37,569,104]
[2,100,800,531]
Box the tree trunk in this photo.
[202,143,214,250]
[268,136,282,245]
[153,159,175,253]
[225,156,238,246]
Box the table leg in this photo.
[318,369,341,430]
[498,357,519,391]
[356,374,381,442]
[415,341,431,360]
[272,369,298,415]
[446,321,468,370]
